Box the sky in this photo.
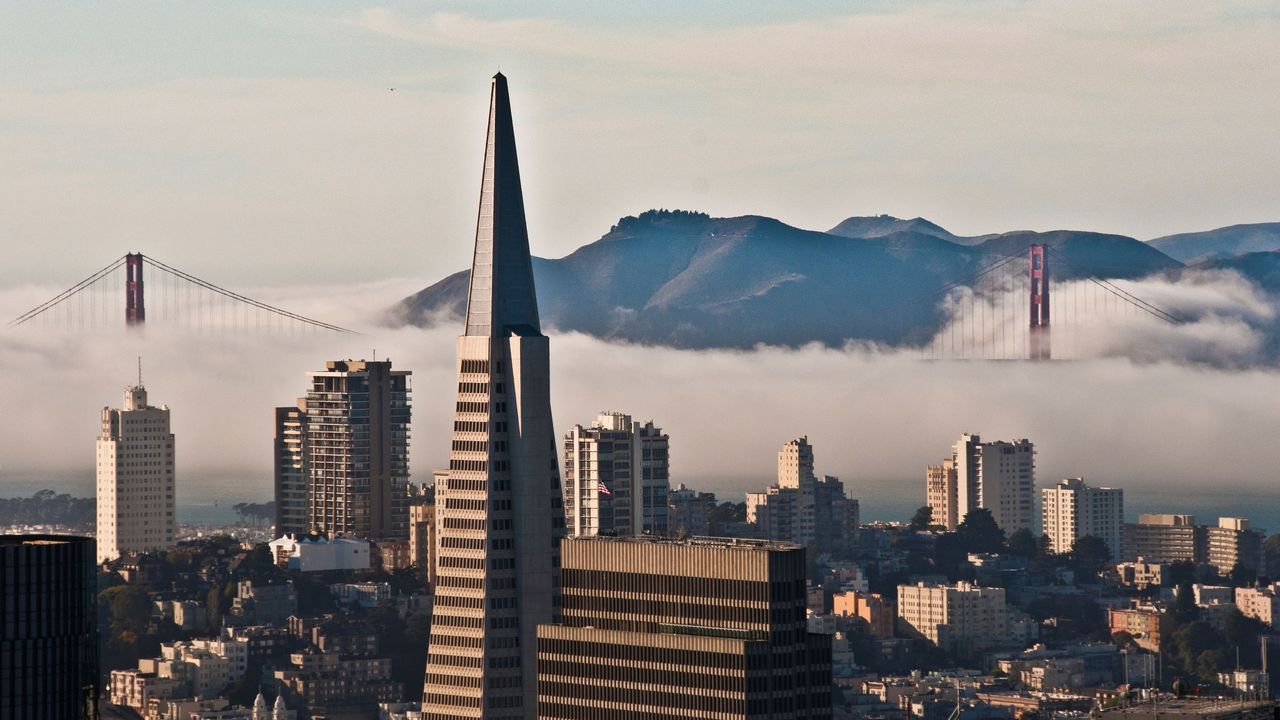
[2,1,1279,290]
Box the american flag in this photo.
[597,482,612,496]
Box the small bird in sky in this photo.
[389,87,395,92]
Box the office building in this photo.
[96,381,177,563]
[0,535,99,720]
[747,437,859,553]
[949,434,1036,535]
[562,412,670,537]
[1041,478,1124,560]
[896,582,1008,658]
[536,536,833,719]
[303,359,411,540]
[273,401,308,536]
[925,458,958,531]
[421,73,565,720]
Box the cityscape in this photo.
[4,4,1280,720]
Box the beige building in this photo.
[928,434,1035,535]
[896,582,1007,658]
[1108,605,1172,652]
[408,499,436,586]
[536,535,832,719]
[96,383,177,564]
[1206,517,1263,575]
[1116,559,1163,589]
[1235,584,1280,626]
[925,458,958,530]
[747,437,859,553]
[1123,515,1262,574]
[562,412,670,537]
[1041,478,1124,560]
[833,591,894,638]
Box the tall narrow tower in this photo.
[1029,244,1050,360]
[422,73,565,720]
[125,253,145,327]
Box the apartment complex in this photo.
[301,359,411,540]
[668,483,713,537]
[421,73,566,720]
[896,582,1008,658]
[1235,584,1280,626]
[1041,478,1124,560]
[927,434,1035,534]
[562,412,670,537]
[536,536,833,719]
[747,437,859,553]
[273,401,308,536]
[833,591,895,639]
[1123,515,1262,574]
[96,382,177,563]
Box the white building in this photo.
[562,412,670,537]
[268,533,371,572]
[896,582,1008,657]
[1041,478,1124,560]
[952,434,1035,535]
[96,382,176,563]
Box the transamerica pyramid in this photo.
[421,73,565,719]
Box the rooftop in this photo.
[566,534,801,552]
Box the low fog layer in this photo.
[2,271,1278,507]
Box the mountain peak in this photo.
[827,215,956,241]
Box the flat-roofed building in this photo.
[537,535,832,719]
[1041,478,1124,561]
[896,582,1008,658]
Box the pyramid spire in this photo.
[464,72,541,337]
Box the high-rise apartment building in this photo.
[897,582,1008,658]
[667,483,713,537]
[421,73,565,720]
[925,458,958,531]
[303,359,411,540]
[747,437,859,553]
[536,536,833,719]
[96,382,176,563]
[1041,478,1124,560]
[1123,515,1262,574]
[562,412,670,537]
[409,499,436,586]
[274,400,308,536]
[0,535,99,720]
[930,434,1034,534]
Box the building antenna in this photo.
[137,356,143,387]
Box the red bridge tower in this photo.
[1029,244,1049,360]
[125,253,145,327]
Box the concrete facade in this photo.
[562,412,670,537]
[96,384,176,563]
[1041,478,1124,560]
[896,582,1008,658]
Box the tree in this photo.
[955,508,1006,554]
[1264,534,1280,579]
[1008,528,1038,558]
[909,506,934,533]
[1071,535,1112,576]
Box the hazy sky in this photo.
[2,1,1279,291]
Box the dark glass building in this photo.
[0,535,99,720]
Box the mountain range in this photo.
[393,210,1280,349]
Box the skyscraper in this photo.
[0,535,99,720]
[273,400,308,537]
[536,536,833,719]
[422,73,565,720]
[1041,477,1124,560]
[303,359,411,540]
[562,412,670,537]
[96,382,176,563]
[943,433,1035,534]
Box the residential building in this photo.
[303,359,411,540]
[536,535,833,719]
[0,535,98,720]
[1206,517,1263,575]
[229,580,297,626]
[96,382,176,562]
[747,437,859,553]
[667,483,713,537]
[275,651,402,719]
[408,500,436,585]
[1116,559,1163,589]
[1124,514,1200,564]
[273,400,308,536]
[268,533,371,572]
[1107,605,1172,652]
[422,73,566,720]
[1123,515,1263,573]
[930,434,1035,534]
[562,412,670,537]
[896,582,1008,658]
[926,458,958,530]
[1041,478,1124,560]
[1235,584,1280,626]
[832,590,895,638]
